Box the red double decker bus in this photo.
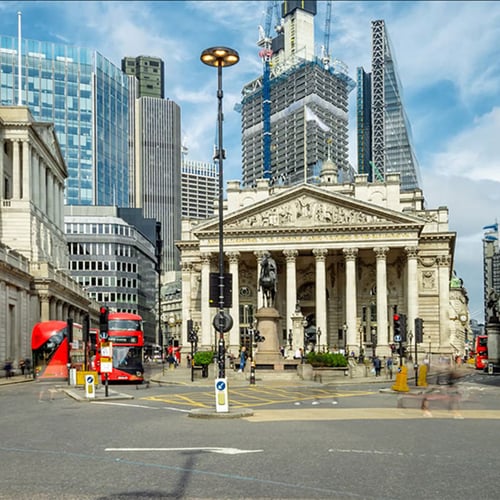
[95,312,145,383]
[474,335,488,370]
[31,320,86,380]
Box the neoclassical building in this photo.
[178,164,465,361]
[0,106,95,365]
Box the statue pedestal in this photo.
[254,307,283,369]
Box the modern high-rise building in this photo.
[65,205,158,343]
[123,56,182,274]
[240,0,354,188]
[356,20,422,191]
[0,35,130,206]
[181,158,217,220]
[122,55,165,99]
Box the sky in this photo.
[0,0,499,323]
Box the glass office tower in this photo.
[0,35,129,206]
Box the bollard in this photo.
[391,365,410,392]
[418,364,428,387]
[249,361,256,385]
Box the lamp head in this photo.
[201,46,239,67]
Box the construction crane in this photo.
[257,1,279,180]
[321,0,333,70]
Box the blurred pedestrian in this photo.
[19,358,26,376]
[238,346,247,373]
[24,357,31,378]
[373,355,381,376]
[386,356,394,379]
[3,360,13,378]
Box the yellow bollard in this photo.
[391,365,410,392]
[418,364,428,387]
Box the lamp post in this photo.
[317,327,322,353]
[342,323,347,355]
[302,318,308,362]
[201,46,239,379]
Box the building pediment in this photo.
[194,184,424,238]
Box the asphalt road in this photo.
[0,373,499,500]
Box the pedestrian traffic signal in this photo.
[99,306,109,338]
[393,314,401,340]
[415,317,424,343]
[400,314,407,342]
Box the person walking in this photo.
[386,356,394,379]
[238,346,247,373]
[373,356,382,377]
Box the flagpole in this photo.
[17,11,22,106]
[303,104,307,183]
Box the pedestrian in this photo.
[3,360,13,378]
[386,356,394,379]
[238,346,247,373]
[24,357,31,378]
[373,355,381,376]
[19,358,26,376]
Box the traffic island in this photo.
[189,408,254,419]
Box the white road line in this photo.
[92,402,157,409]
[105,447,264,455]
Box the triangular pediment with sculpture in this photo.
[194,184,423,237]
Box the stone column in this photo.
[438,255,451,350]
[32,151,40,207]
[12,140,21,199]
[40,161,47,215]
[181,261,192,346]
[283,249,298,337]
[254,250,266,310]
[200,253,212,349]
[0,138,4,199]
[374,247,389,348]
[343,248,358,353]
[313,248,328,351]
[22,141,31,201]
[227,251,240,354]
[405,246,419,352]
[40,294,50,322]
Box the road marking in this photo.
[244,408,500,422]
[105,447,263,455]
[92,402,158,409]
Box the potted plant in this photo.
[306,352,347,368]
[193,351,214,378]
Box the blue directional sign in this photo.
[216,380,226,391]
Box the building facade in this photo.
[177,173,464,361]
[356,20,422,191]
[181,158,217,220]
[122,55,165,99]
[0,106,95,365]
[0,35,130,206]
[64,205,158,344]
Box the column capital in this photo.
[342,247,358,261]
[283,249,298,262]
[313,248,328,260]
[437,254,451,267]
[405,246,419,259]
[374,247,389,259]
[181,261,193,272]
[227,251,240,264]
[200,252,212,265]
[254,250,266,260]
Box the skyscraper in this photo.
[240,0,354,188]
[181,158,218,220]
[122,55,165,99]
[0,35,130,206]
[356,20,422,191]
[123,56,182,274]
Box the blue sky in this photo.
[1,0,499,323]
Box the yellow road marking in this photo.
[142,389,376,409]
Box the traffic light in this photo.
[415,317,424,343]
[208,273,233,308]
[99,306,109,339]
[393,314,401,341]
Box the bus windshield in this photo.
[109,319,142,331]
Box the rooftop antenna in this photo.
[17,11,22,105]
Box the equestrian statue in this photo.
[259,251,277,308]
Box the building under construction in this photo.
[240,0,354,188]
[357,20,422,191]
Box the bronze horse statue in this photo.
[259,252,277,308]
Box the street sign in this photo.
[394,335,401,342]
[85,374,95,399]
[215,378,229,413]
[100,341,113,373]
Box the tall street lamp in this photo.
[201,46,239,379]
